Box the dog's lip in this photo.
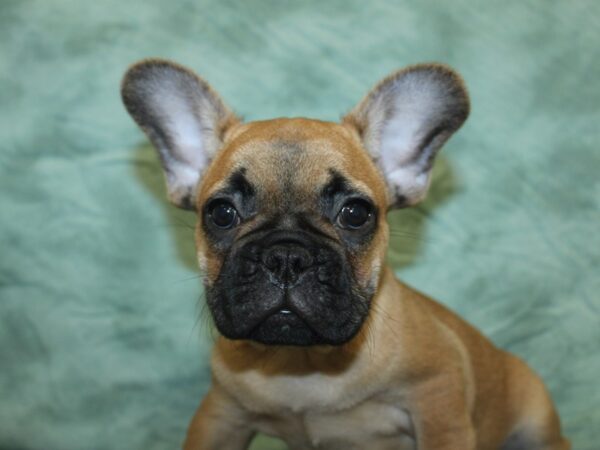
[269,307,297,318]
[260,306,306,327]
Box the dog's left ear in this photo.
[343,64,470,208]
[121,59,239,210]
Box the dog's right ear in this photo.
[121,59,238,210]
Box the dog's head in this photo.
[121,60,469,346]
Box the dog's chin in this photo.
[247,310,366,346]
[212,306,368,347]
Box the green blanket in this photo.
[1,1,598,449]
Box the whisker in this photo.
[369,302,402,343]
[172,274,204,284]
[169,215,196,231]
[363,319,375,361]
[188,295,204,343]
[199,300,218,342]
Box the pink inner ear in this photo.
[146,81,209,169]
[372,93,440,205]
[346,66,469,207]
[122,60,237,210]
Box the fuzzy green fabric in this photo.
[1,1,598,449]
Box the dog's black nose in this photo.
[262,243,313,287]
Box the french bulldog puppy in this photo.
[121,59,569,450]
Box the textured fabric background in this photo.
[1,1,598,449]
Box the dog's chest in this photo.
[253,397,415,449]
[215,342,415,448]
[240,373,414,449]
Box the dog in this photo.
[121,59,569,450]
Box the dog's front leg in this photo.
[410,374,477,450]
[183,382,256,450]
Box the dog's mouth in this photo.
[208,278,370,346]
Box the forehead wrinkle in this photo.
[197,159,247,202]
[233,138,346,203]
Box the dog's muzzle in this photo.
[206,230,371,346]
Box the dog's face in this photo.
[121,60,469,346]
[194,119,388,345]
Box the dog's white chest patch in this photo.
[254,398,415,449]
[215,343,415,448]
[305,401,414,448]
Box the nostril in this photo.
[289,250,312,272]
[289,254,302,273]
[290,258,305,282]
[261,245,313,285]
[265,254,278,270]
[263,248,286,271]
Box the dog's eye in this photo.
[209,201,239,229]
[337,200,373,229]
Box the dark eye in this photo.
[208,201,239,229]
[337,200,373,229]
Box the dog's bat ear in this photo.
[343,64,469,208]
[121,59,239,210]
